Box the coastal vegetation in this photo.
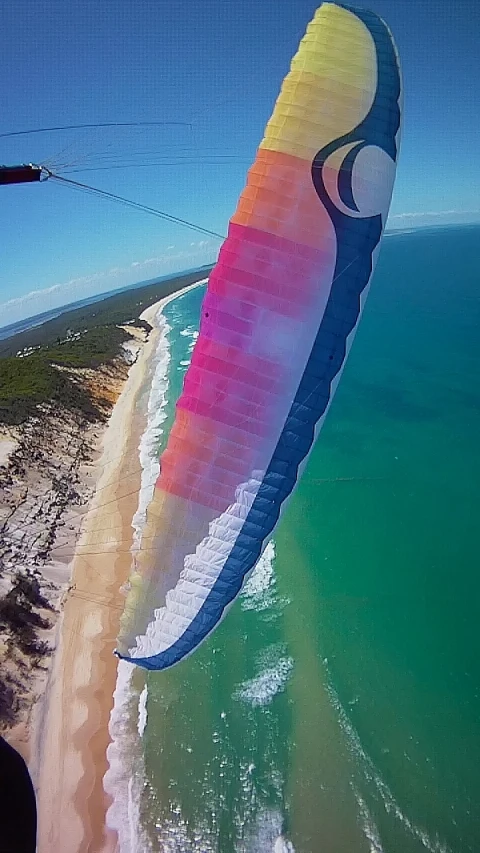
[0,575,53,723]
[0,268,211,426]
[0,323,134,425]
[0,575,52,658]
[0,351,106,425]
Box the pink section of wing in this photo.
[156,222,337,509]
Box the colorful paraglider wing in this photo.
[116,2,402,670]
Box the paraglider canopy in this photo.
[115,1,402,672]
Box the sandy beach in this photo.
[34,278,204,853]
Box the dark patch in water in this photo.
[342,376,440,423]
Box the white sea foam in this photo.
[324,664,452,853]
[241,540,275,608]
[240,539,290,619]
[138,684,148,737]
[154,807,217,853]
[104,304,174,853]
[153,805,295,853]
[130,309,172,556]
[179,324,199,341]
[241,808,295,853]
[104,661,152,853]
[352,786,385,853]
[273,838,295,853]
[233,648,294,709]
[178,325,198,364]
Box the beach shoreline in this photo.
[34,277,206,853]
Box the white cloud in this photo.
[386,209,480,231]
[1,240,218,328]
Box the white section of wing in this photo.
[128,470,265,660]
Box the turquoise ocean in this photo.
[106,224,480,853]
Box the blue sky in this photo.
[1,0,479,326]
